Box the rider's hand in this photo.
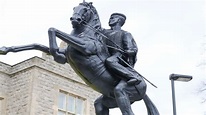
[125,49,136,56]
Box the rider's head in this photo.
[109,13,126,27]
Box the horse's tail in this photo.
[143,94,160,115]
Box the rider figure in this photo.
[103,13,141,85]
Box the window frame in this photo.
[57,90,86,115]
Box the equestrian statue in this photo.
[0,2,159,115]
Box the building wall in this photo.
[0,62,10,115]
[0,55,100,115]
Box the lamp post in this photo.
[169,74,192,115]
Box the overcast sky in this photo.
[0,0,206,114]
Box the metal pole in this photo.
[171,79,177,115]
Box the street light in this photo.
[169,74,193,115]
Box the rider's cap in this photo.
[111,13,126,20]
[111,13,126,26]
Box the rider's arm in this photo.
[122,31,138,66]
[122,32,138,54]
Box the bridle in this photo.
[73,3,126,53]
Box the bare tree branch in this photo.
[197,81,206,103]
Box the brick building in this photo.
[0,52,100,115]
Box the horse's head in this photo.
[70,2,101,29]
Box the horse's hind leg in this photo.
[94,95,119,115]
[114,80,134,115]
[94,81,135,115]
[94,95,109,115]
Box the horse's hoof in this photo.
[0,46,9,55]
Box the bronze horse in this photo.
[0,2,159,115]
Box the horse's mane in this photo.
[79,2,102,30]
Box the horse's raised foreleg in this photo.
[0,43,50,55]
[48,28,67,64]
[48,28,96,55]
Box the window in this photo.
[58,91,86,115]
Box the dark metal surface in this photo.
[0,2,159,115]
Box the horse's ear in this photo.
[88,2,93,8]
[89,2,93,5]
